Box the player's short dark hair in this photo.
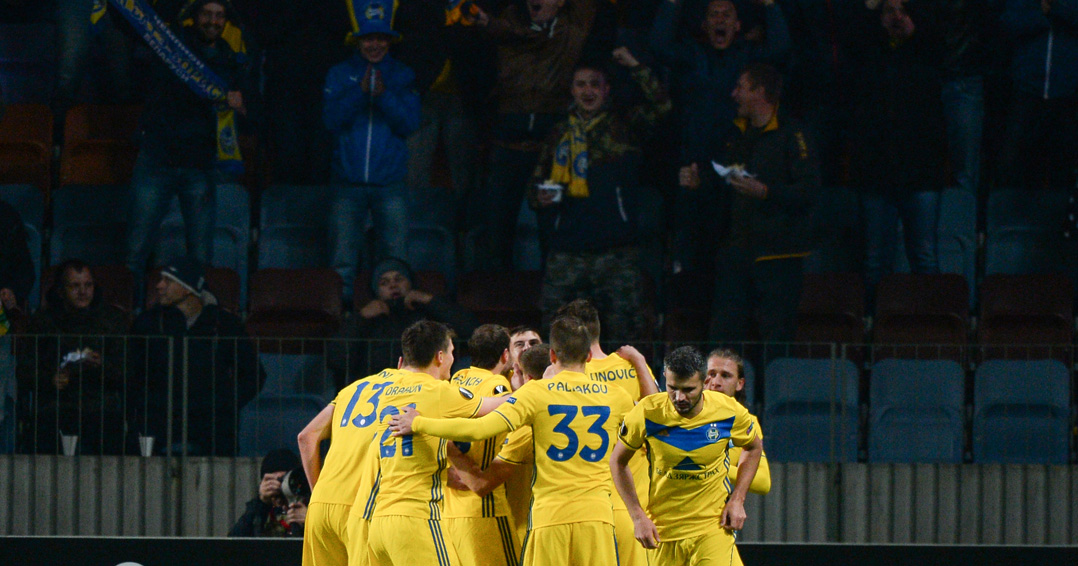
[708,348,747,403]
[549,316,591,365]
[740,61,783,106]
[665,346,706,383]
[401,320,453,368]
[520,344,552,380]
[556,299,600,343]
[509,325,540,339]
[468,324,510,370]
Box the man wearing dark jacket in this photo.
[531,48,671,342]
[229,448,306,537]
[128,257,262,456]
[323,2,421,303]
[682,62,819,342]
[125,0,252,281]
[0,199,34,321]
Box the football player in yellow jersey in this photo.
[558,299,658,566]
[705,348,771,496]
[444,324,518,566]
[390,317,635,566]
[504,326,542,387]
[447,343,552,550]
[611,346,763,566]
[298,366,398,566]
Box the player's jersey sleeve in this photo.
[729,401,756,447]
[437,381,483,419]
[727,414,771,494]
[412,410,513,442]
[497,426,534,465]
[618,401,648,451]
[490,379,543,430]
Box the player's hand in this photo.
[678,164,700,189]
[403,290,433,310]
[611,47,639,68]
[616,345,645,366]
[359,299,391,320]
[729,176,768,199]
[446,468,470,491]
[259,472,285,505]
[389,406,421,436]
[720,498,748,531]
[631,511,660,549]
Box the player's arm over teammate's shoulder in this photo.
[391,379,536,440]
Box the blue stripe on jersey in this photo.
[428,438,448,520]
[363,471,381,520]
[644,416,735,453]
[497,516,518,565]
[428,519,451,566]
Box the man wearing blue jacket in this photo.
[323,1,421,303]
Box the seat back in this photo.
[937,188,977,307]
[869,359,965,462]
[763,358,860,462]
[60,104,140,186]
[973,360,1070,464]
[0,24,56,103]
[246,268,342,341]
[985,189,1070,275]
[258,184,334,269]
[457,270,543,329]
[238,394,327,457]
[796,273,865,360]
[978,274,1074,362]
[874,273,969,362]
[406,222,456,290]
[50,184,131,265]
[0,104,52,190]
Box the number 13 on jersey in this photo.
[545,404,611,462]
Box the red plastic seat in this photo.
[0,103,52,191]
[245,268,342,346]
[873,274,969,362]
[796,273,866,360]
[60,104,140,186]
[457,270,542,329]
[978,273,1073,363]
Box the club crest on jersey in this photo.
[707,423,721,442]
[458,387,474,400]
[493,385,510,395]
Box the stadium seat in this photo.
[869,359,965,463]
[145,266,241,315]
[457,270,543,329]
[0,23,56,103]
[762,358,860,462]
[258,184,334,269]
[353,270,448,312]
[41,263,135,314]
[873,273,969,362]
[50,183,130,265]
[795,273,865,359]
[151,182,251,307]
[406,221,456,290]
[985,189,1070,275]
[0,104,52,191]
[661,271,712,344]
[973,360,1070,464]
[0,184,44,308]
[238,393,327,457]
[513,201,543,272]
[978,274,1073,362]
[60,104,140,186]
[803,186,862,274]
[258,353,336,398]
[245,268,342,342]
[936,187,977,308]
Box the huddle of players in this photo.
[298,299,771,566]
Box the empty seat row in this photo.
[762,358,1073,464]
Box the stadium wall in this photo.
[1,456,1077,544]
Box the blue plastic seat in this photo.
[153,182,251,307]
[238,394,328,457]
[973,360,1070,464]
[0,23,56,102]
[869,359,965,462]
[406,221,456,291]
[50,184,130,265]
[985,189,1070,275]
[258,185,334,269]
[937,188,977,308]
[257,353,335,398]
[763,358,860,462]
[0,185,44,307]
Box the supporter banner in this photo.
[107,0,242,172]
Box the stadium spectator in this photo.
[128,256,262,456]
[125,0,253,284]
[704,348,771,497]
[0,198,34,323]
[680,62,819,343]
[471,0,615,270]
[849,0,946,304]
[532,48,671,342]
[935,0,989,196]
[54,0,132,114]
[229,448,306,537]
[997,0,1078,192]
[649,0,790,273]
[327,257,477,381]
[17,260,127,454]
[323,1,420,303]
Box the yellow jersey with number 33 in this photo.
[494,370,634,529]
[369,371,482,520]
[618,390,757,541]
